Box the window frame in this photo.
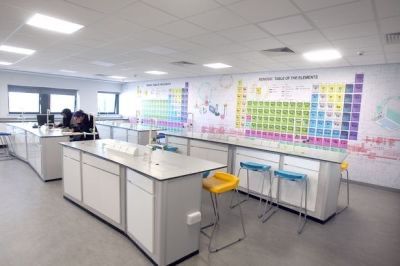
[97,91,119,115]
[8,85,77,115]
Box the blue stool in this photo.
[0,132,14,160]
[230,161,272,215]
[261,169,308,234]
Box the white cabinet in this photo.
[127,130,138,144]
[113,128,128,141]
[189,140,228,173]
[126,169,154,253]
[97,125,111,139]
[63,152,82,201]
[27,132,42,176]
[12,127,27,160]
[167,136,188,155]
[82,155,121,223]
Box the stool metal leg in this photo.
[261,175,279,223]
[258,170,274,219]
[297,178,307,234]
[336,169,349,214]
[230,167,249,208]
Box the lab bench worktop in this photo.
[96,121,160,132]
[6,122,82,138]
[161,130,348,164]
[60,139,226,181]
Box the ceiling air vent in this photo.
[261,47,295,56]
[171,61,196,66]
[94,73,107,77]
[385,32,400,44]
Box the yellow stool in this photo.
[201,172,246,253]
[337,161,349,214]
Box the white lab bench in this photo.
[6,123,82,181]
[96,121,157,145]
[60,139,225,266]
[163,131,348,222]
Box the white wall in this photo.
[0,70,122,117]
[121,64,400,189]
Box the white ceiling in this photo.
[0,0,399,82]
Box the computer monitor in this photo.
[37,114,54,126]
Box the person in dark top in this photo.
[71,110,100,141]
[57,108,73,128]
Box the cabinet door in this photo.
[82,164,120,223]
[127,130,138,144]
[113,128,127,141]
[63,156,82,201]
[97,125,111,139]
[127,180,154,253]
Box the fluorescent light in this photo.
[60,69,76,73]
[92,61,115,67]
[145,70,167,75]
[0,61,13,65]
[109,75,127,79]
[26,13,84,34]
[203,62,232,69]
[0,45,35,55]
[303,49,342,62]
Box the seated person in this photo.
[71,110,100,141]
[56,108,73,128]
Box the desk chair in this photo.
[201,172,246,252]
[337,161,349,214]
[0,132,14,160]
[261,170,308,234]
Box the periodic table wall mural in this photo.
[121,64,400,189]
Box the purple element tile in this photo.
[331,139,339,147]
[323,138,331,146]
[351,112,360,122]
[353,94,362,104]
[280,133,287,140]
[354,83,363,93]
[262,131,268,138]
[355,73,364,83]
[352,103,361,112]
[267,132,274,139]
[257,131,262,137]
[350,122,359,131]
[345,84,353,93]
[287,134,294,141]
[340,131,349,139]
[245,130,250,136]
[339,140,348,148]
[315,137,323,145]
[308,137,315,144]
[349,131,358,140]
[274,133,280,140]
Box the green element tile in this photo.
[275,125,281,131]
[289,110,295,117]
[270,109,276,115]
[281,125,287,132]
[296,110,302,118]
[277,102,282,108]
[268,124,274,130]
[276,109,282,116]
[263,109,269,115]
[301,127,308,134]
[270,102,276,108]
[296,102,303,109]
[283,102,289,108]
[282,118,288,124]
[282,110,289,116]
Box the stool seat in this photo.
[274,170,306,180]
[340,161,348,171]
[0,132,12,136]
[203,172,239,194]
[240,161,271,172]
[164,145,178,152]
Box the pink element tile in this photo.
[323,138,331,146]
[331,139,339,147]
[315,137,323,145]
[339,140,348,148]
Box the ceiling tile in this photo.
[375,0,400,19]
[227,0,299,23]
[212,43,251,54]
[186,7,248,31]
[131,29,177,44]
[188,33,232,47]
[162,39,204,52]
[290,42,335,53]
[5,26,64,50]
[306,1,375,28]
[292,0,355,12]
[142,46,178,55]
[158,20,208,39]
[0,51,26,63]
[338,45,383,57]
[118,2,178,28]
[384,44,400,54]
[142,0,220,18]
[258,15,313,35]
[379,16,400,34]
[242,37,285,50]
[321,21,379,41]
[386,53,400,63]
[346,54,386,65]
[332,35,382,50]
[65,0,137,13]
[218,24,270,41]
[215,0,242,5]
[277,30,327,45]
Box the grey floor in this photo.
[0,159,399,266]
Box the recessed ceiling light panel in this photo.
[60,69,76,73]
[303,49,342,62]
[145,70,167,75]
[26,13,84,34]
[109,75,127,79]
[0,61,13,65]
[203,63,232,69]
[0,45,36,55]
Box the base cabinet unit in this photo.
[82,154,121,224]
[112,127,128,142]
[63,148,81,201]
[27,132,42,176]
[189,140,229,173]
[166,136,188,155]
[10,126,27,160]
[126,169,154,253]
[96,125,111,139]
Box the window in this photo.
[98,92,119,114]
[8,92,40,113]
[8,85,77,114]
[50,94,75,113]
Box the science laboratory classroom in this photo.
[0,0,400,266]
